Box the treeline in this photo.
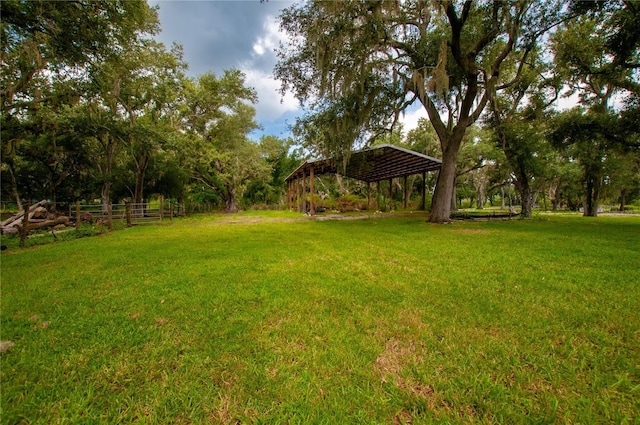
[2,1,639,219]
[1,0,301,213]
[277,0,640,220]
[374,117,640,215]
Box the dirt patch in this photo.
[201,211,429,226]
[375,338,420,381]
[0,341,15,354]
[154,317,169,326]
[448,228,491,234]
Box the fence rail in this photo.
[70,202,177,227]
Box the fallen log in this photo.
[0,226,19,235]
[0,200,48,227]
[31,207,48,219]
[17,216,70,231]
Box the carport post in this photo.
[367,182,371,210]
[296,175,301,212]
[403,176,408,209]
[286,180,290,210]
[309,165,315,216]
[421,172,426,210]
[301,170,306,213]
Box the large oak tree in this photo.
[276,0,562,222]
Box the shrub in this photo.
[334,194,368,212]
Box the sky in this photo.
[153,0,305,141]
[152,1,576,144]
[153,0,429,142]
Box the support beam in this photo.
[290,180,294,210]
[302,171,306,213]
[296,175,301,212]
[309,166,315,216]
[403,176,408,209]
[286,181,289,210]
[376,181,381,210]
[421,172,426,211]
[367,182,371,210]
[388,178,393,209]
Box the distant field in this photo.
[1,213,639,424]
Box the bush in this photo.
[334,194,368,212]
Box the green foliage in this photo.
[2,0,639,218]
[2,215,639,422]
[334,194,368,212]
[551,108,626,215]
[277,0,566,222]
[180,71,263,212]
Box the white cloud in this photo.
[398,106,429,135]
[243,68,299,122]
[252,19,280,57]
[242,16,299,123]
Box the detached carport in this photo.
[285,144,442,215]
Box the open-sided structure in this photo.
[285,144,442,215]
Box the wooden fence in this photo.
[70,200,179,229]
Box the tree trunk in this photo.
[6,164,23,211]
[618,188,626,212]
[517,181,534,218]
[225,189,238,213]
[549,181,561,211]
[101,182,111,214]
[430,143,459,223]
[476,184,485,209]
[134,154,149,206]
[583,172,601,217]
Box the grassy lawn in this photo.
[1,214,639,424]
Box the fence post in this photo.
[107,203,113,230]
[19,200,30,248]
[159,196,164,221]
[169,201,173,221]
[126,202,132,227]
[75,201,80,231]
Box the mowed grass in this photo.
[1,214,639,424]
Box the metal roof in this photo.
[285,144,442,183]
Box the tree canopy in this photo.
[276,0,570,222]
[0,0,299,213]
[1,0,638,219]
[275,0,639,220]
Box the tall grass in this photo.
[1,214,639,424]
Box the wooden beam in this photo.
[296,175,301,212]
[301,171,306,213]
[286,180,290,210]
[309,166,315,216]
[403,176,408,209]
[421,172,426,211]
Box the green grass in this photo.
[1,214,639,424]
